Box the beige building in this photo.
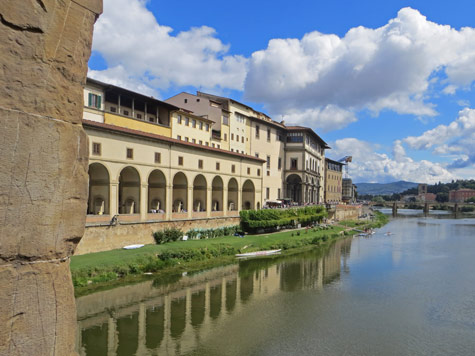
[85,120,264,225]
[324,158,343,204]
[83,78,333,220]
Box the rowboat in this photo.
[123,244,144,250]
[235,249,282,258]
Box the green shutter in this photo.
[96,95,102,109]
[88,93,92,107]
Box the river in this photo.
[76,211,475,355]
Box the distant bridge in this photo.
[371,201,471,216]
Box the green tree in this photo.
[436,192,449,203]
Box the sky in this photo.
[88,0,475,184]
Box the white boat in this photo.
[235,249,282,258]
[123,244,144,250]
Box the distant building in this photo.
[418,183,427,195]
[324,158,343,204]
[449,189,475,203]
[342,178,356,203]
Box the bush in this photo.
[240,206,327,233]
[153,228,183,244]
[185,225,239,240]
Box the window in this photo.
[185,137,189,142]
[257,169,261,176]
[236,135,240,142]
[235,112,246,123]
[126,148,133,159]
[255,153,259,158]
[199,140,203,145]
[88,93,101,109]
[185,117,189,126]
[110,106,117,113]
[216,162,220,170]
[149,116,154,122]
[266,156,271,169]
[192,119,196,128]
[242,136,244,143]
[212,143,215,148]
[123,110,129,116]
[92,142,101,156]
[267,128,271,141]
[205,124,210,131]
[154,152,161,163]
[291,158,298,170]
[223,114,229,125]
[184,98,188,103]
[232,164,235,173]
[178,156,184,166]
[247,167,251,175]
[231,148,234,152]
[278,157,282,170]
[287,132,304,143]
[197,98,200,102]
[256,125,260,138]
[199,122,203,130]
[205,142,209,146]
[192,138,196,144]
[217,144,220,149]
[177,115,182,124]
[198,160,203,169]
[278,188,281,199]
[267,171,270,176]
[224,133,227,141]
[231,133,234,140]
[177,135,181,140]
[266,187,270,199]
[136,113,142,119]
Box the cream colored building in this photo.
[324,158,343,204]
[83,78,333,222]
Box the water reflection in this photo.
[76,239,351,356]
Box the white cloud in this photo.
[329,138,455,184]
[91,0,247,94]
[281,105,357,132]
[244,7,475,131]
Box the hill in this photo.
[355,181,419,195]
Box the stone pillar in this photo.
[0,1,102,355]
[140,182,148,221]
[110,182,119,217]
[223,186,228,216]
[166,184,172,220]
[187,187,193,219]
[206,186,212,218]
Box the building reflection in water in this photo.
[76,238,352,355]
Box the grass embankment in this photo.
[71,211,388,292]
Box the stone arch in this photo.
[173,172,188,212]
[211,176,223,211]
[88,163,110,215]
[286,174,302,204]
[227,178,238,211]
[119,166,140,214]
[193,174,207,212]
[148,170,166,213]
[242,180,255,210]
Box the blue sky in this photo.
[88,0,475,184]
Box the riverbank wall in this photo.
[75,217,240,255]
[327,205,362,221]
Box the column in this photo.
[166,184,172,220]
[223,185,228,216]
[238,189,242,212]
[206,186,212,218]
[140,182,148,221]
[110,181,119,217]
[136,303,147,354]
[187,187,193,219]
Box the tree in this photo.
[436,192,449,203]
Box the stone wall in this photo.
[75,217,241,255]
[0,1,101,355]
[327,205,362,221]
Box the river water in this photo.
[76,211,475,355]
